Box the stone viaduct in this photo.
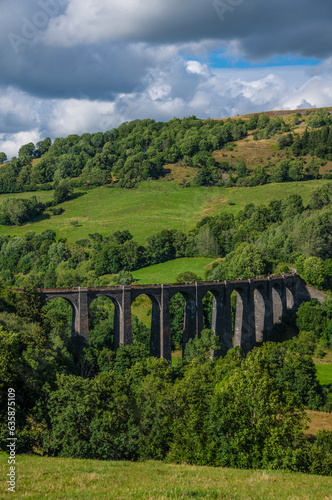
[30,274,323,362]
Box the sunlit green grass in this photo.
[316,364,332,385]
[0,179,327,244]
[1,453,331,499]
[132,257,216,284]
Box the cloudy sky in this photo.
[1,0,332,157]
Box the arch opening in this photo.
[88,296,116,350]
[169,291,196,359]
[231,289,245,348]
[286,287,295,310]
[131,293,155,355]
[201,289,221,358]
[254,288,266,343]
[272,285,284,323]
[170,292,185,359]
[43,297,74,352]
[202,291,213,330]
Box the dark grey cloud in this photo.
[40,0,332,59]
[0,0,331,158]
[0,42,151,100]
[0,0,330,103]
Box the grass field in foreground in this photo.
[132,257,218,284]
[315,364,332,385]
[1,454,331,500]
[0,179,328,244]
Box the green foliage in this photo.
[0,196,45,225]
[184,329,221,363]
[53,179,74,204]
[18,281,44,323]
[0,117,249,194]
[169,293,185,349]
[0,152,7,163]
[175,271,201,283]
[296,299,330,341]
[207,349,307,469]
[302,256,325,287]
[196,225,220,257]
[208,243,268,280]
[45,372,139,459]
[307,109,331,128]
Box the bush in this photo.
[50,207,64,216]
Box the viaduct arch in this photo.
[30,274,324,362]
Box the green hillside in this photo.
[0,179,327,244]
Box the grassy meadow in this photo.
[315,364,332,386]
[1,453,332,500]
[132,257,219,284]
[0,179,328,244]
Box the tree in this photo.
[207,345,307,469]
[257,113,270,129]
[36,138,52,157]
[305,158,320,179]
[288,160,304,181]
[282,194,304,219]
[176,272,201,283]
[46,371,139,459]
[196,225,219,257]
[247,114,259,130]
[193,166,216,186]
[18,281,44,323]
[291,135,302,156]
[184,329,221,363]
[277,134,293,149]
[236,161,248,178]
[302,257,325,288]
[18,142,35,158]
[146,230,176,265]
[223,243,268,279]
[53,179,74,204]
[0,152,7,163]
[296,300,327,338]
[307,109,330,128]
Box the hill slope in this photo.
[0,179,328,243]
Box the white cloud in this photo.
[186,61,209,76]
[0,130,42,158]
[48,99,116,137]
[0,87,42,134]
